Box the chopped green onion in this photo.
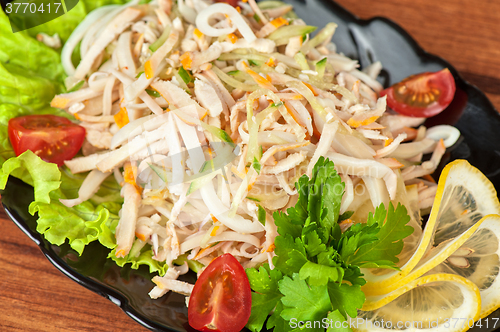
[135,71,144,78]
[315,57,327,79]
[200,122,234,144]
[227,70,240,76]
[178,66,194,84]
[171,68,191,93]
[148,163,168,183]
[149,26,171,52]
[253,13,261,23]
[218,52,269,63]
[247,196,261,202]
[252,156,261,174]
[146,89,161,98]
[294,51,310,71]
[68,80,84,93]
[173,254,205,273]
[257,205,266,225]
[257,0,298,19]
[248,59,261,66]
[339,210,354,222]
[300,22,337,55]
[268,25,317,45]
[211,66,258,92]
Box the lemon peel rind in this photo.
[362,273,480,312]
[363,214,495,296]
[355,274,481,332]
[470,215,500,319]
[361,160,500,292]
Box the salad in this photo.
[1,0,498,331]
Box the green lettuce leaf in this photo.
[0,150,123,255]
[0,0,169,274]
[246,264,283,332]
[110,246,168,276]
[279,273,332,322]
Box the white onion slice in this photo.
[178,0,197,24]
[61,5,118,76]
[426,125,460,148]
[196,3,257,43]
[59,170,111,207]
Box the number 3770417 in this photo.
[5,2,62,14]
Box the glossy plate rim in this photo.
[2,0,500,331]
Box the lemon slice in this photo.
[353,274,481,332]
[361,160,500,295]
[429,214,500,318]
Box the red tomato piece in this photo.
[215,0,239,7]
[8,114,86,166]
[380,68,456,118]
[188,253,252,332]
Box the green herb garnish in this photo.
[245,157,413,331]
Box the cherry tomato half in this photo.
[215,0,238,7]
[8,114,86,166]
[188,253,252,332]
[380,68,456,118]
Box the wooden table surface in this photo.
[1,0,500,331]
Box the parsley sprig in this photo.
[245,157,413,331]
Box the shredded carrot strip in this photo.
[270,17,288,28]
[114,106,130,128]
[227,33,238,44]
[124,163,137,185]
[144,60,153,79]
[266,57,276,67]
[339,218,353,225]
[231,165,246,179]
[180,52,193,70]
[347,116,380,128]
[194,247,208,260]
[284,103,301,126]
[50,96,71,109]
[265,243,275,252]
[210,226,220,237]
[303,82,319,96]
[193,28,203,39]
[135,232,146,241]
[124,162,143,193]
[246,67,276,91]
[423,174,436,183]
[384,138,394,147]
[116,249,127,258]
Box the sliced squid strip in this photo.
[196,3,257,43]
[262,151,307,175]
[375,133,407,158]
[116,31,136,78]
[74,8,143,80]
[59,170,111,207]
[388,138,436,159]
[115,183,141,258]
[325,151,397,200]
[180,229,261,254]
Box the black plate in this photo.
[3,0,500,331]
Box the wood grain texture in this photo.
[1,0,499,331]
[334,0,500,111]
[0,207,150,332]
